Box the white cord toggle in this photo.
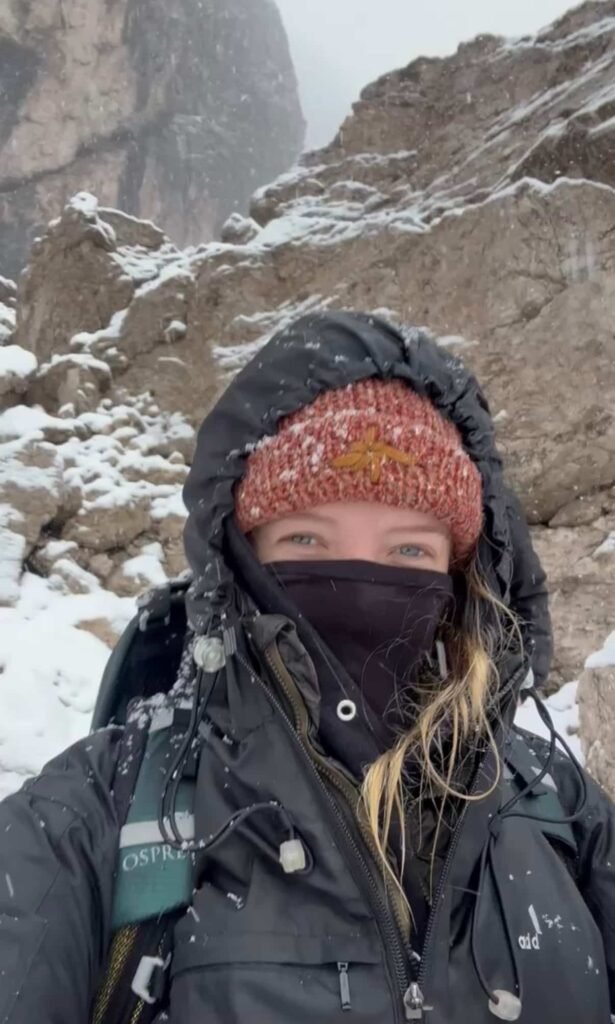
[488,990,522,1021]
[279,838,307,873]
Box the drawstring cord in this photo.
[471,686,589,1020]
[471,815,525,1018]
[158,615,311,874]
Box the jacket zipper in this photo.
[254,642,412,1022]
[338,962,352,1010]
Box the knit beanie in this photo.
[235,378,483,563]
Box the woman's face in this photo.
[251,501,451,573]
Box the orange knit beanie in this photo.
[235,378,483,563]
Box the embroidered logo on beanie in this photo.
[330,424,418,484]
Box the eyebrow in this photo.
[275,511,338,526]
[273,515,449,536]
[384,524,450,537]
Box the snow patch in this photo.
[585,631,615,669]
[0,573,134,800]
[122,544,168,586]
[593,532,615,558]
[0,404,67,441]
[0,346,37,379]
[514,680,583,762]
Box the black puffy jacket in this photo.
[0,312,613,1024]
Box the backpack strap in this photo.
[503,730,578,856]
[92,695,197,1022]
[112,703,196,930]
[91,576,191,730]
[93,712,153,1024]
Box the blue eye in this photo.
[287,534,317,546]
[397,545,425,558]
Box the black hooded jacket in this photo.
[0,312,613,1024]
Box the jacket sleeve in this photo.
[0,728,122,1023]
[506,488,553,689]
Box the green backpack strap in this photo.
[93,698,197,1023]
[112,702,196,929]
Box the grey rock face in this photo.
[0,0,305,277]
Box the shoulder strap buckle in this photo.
[131,953,171,1005]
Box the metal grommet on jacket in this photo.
[336,698,357,722]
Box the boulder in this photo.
[0,276,16,306]
[84,552,116,582]
[28,353,112,415]
[48,558,100,596]
[12,193,223,420]
[578,662,615,799]
[531,523,615,686]
[119,454,188,487]
[0,436,64,549]
[0,344,37,410]
[220,213,261,245]
[107,542,168,597]
[30,538,79,575]
[14,195,156,364]
[63,493,151,552]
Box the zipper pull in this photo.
[403,982,433,1020]
[337,962,352,1011]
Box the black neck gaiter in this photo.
[266,560,455,724]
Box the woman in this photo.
[0,311,613,1023]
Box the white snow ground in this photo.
[0,573,135,800]
[0,570,610,798]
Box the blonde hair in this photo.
[360,558,521,925]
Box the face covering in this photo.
[266,560,455,724]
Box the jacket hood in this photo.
[183,310,551,684]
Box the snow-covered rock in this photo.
[63,493,152,552]
[0,381,192,601]
[0,345,37,409]
[107,542,169,597]
[220,212,262,245]
[29,353,112,415]
[0,436,64,549]
[0,276,17,346]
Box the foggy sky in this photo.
[274,0,577,149]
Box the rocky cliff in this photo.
[1,0,614,795]
[0,0,304,278]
